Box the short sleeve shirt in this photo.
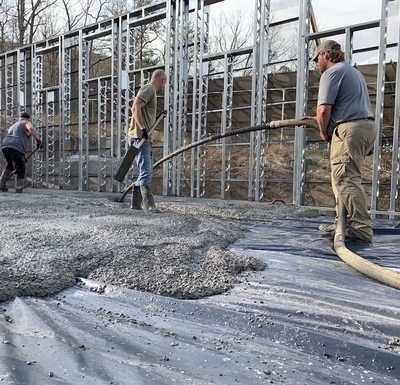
[317,62,373,129]
[128,84,157,139]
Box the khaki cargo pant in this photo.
[330,119,377,241]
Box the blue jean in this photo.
[127,137,153,186]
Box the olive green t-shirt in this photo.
[128,83,157,139]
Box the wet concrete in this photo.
[0,189,314,302]
[1,189,399,385]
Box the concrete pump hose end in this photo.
[334,201,400,290]
[268,119,319,130]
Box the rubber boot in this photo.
[0,169,12,192]
[15,178,24,193]
[130,185,142,210]
[140,185,158,212]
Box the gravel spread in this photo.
[0,189,317,302]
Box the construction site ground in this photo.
[1,188,400,385]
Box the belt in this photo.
[337,117,375,124]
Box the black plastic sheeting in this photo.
[239,215,400,270]
[1,215,400,385]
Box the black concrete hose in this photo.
[117,118,400,290]
[117,118,319,202]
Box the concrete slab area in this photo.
[0,190,399,385]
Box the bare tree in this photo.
[208,10,253,74]
[18,0,58,45]
[39,9,64,39]
[0,0,17,52]
[80,0,109,26]
[211,10,253,53]
[104,0,132,17]
[59,0,88,32]
[0,0,59,51]
[209,9,293,74]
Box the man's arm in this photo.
[316,104,332,142]
[25,121,41,141]
[131,97,147,131]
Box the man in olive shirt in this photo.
[127,69,167,212]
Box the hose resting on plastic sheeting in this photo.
[334,201,400,290]
[117,118,319,202]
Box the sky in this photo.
[210,0,389,28]
[210,0,399,63]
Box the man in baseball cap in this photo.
[305,39,376,243]
[311,39,342,63]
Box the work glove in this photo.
[36,139,43,149]
[141,129,148,140]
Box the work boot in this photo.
[330,227,372,244]
[130,185,142,210]
[319,223,336,232]
[319,217,352,232]
[0,169,12,192]
[140,185,158,212]
[15,178,24,193]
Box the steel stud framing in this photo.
[0,0,398,217]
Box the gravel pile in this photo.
[0,189,317,302]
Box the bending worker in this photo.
[127,69,167,212]
[0,112,43,193]
[306,40,376,243]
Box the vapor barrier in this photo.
[1,193,399,385]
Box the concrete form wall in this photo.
[0,0,399,218]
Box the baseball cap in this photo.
[20,112,30,119]
[311,40,342,62]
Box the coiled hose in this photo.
[334,201,400,290]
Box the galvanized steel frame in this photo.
[249,0,269,202]
[391,24,400,219]
[0,0,398,217]
[221,55,234,200]
[60,35,72,189]
[163,0,190,197]
[189,1,210,198]
[293,0,312,206]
